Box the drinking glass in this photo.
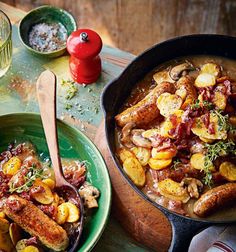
[0,10,12,78]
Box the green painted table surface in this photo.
[0,2,149,252]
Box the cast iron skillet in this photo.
[101,34,236,252]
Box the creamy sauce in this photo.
[116,55,236,220]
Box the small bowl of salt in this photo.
[19,5,77,58]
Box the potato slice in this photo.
[131,147,151,166]
[175,86,187,100]
[0,212,5,219]
[31,179,54,205]
[0,217,9,233]
[219,162,236,182]
[201,63,221,77]
[159,110,184,138]
[156,92,183,117]
[151,148,177,160]
[118,148,135,164]
[23,246,39,252]
[0,232,15,252]
[190,153,215,171]
[123,157,146,187]
[9,223,22,246]
[142,129,160,139]
[194,73,216,88]
[153,70,174,85]
[181,97,194,110]
[159,120,173,138]
[199,137,215,143]
[64,202,80,223]
[2,156,21,176]
[42,178,55,190]
[191,113,227,140]
[56,203,69,225]
[212,91,227,110]
[158,178,190,203]
[52,192,60,207]
[16,239,28,252]
[148,158,172,170]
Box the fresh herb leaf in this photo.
[212,110,229,131]
[171,159,181,170]
[191,99,214,110]
[203,100,214,110]
[61,79,78,100]
[203,140,236,187]
[65,103,73,110]
[9,166,47,193]
[191,99,200,110]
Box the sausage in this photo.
[115,82,175,127]
[4,195,69,251]
[175,76,197,104]
[193,183,236,217]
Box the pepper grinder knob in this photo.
[67,29,103,84]
[80,32,89,42]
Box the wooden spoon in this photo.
[36,70,84,252]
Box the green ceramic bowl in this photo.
[18,5,77,58]
[0,113,111,252]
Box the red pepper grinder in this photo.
[67,29,103,84]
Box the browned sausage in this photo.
[115,82,175,127]
[175,76,197,109]
[193,183,236,217]
[4,195,69,251]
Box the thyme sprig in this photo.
[9,166,47,193]
[203,140,236,187]
[212,110,230,131]
[171,159,181,170]
[191,99,214,110]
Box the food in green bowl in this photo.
[0,113,111,252]
[18,6,77,58]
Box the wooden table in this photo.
[0,3,152,252]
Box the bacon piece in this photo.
[151,164,203,183]
[201,112,210,128]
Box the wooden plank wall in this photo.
[2,0,236,55]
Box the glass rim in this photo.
[0,10,12,48]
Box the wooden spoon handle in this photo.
[36,70,64,186]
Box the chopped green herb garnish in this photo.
[191,99,214,110]
[61,79,78,100]
[191,99,200,110]
[94,107,99,114]
[203,140,236,187]
[171,159,181,170]
[203,100,214,110]
[65,103,73,110]
[212,110,229,131]
[9,167,47,193]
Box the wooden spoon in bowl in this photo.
[36,70,84,252]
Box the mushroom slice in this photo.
[130,129,152,148]
[180,178,203,199]
[169,62,194,81]
[79,182,100,209]
[153,69,174,85]
[121,122,136,148]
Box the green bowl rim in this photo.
[18,5,77,56]
[0,112,112,252]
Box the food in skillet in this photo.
[115,58,236,218]
[0,142,99,251]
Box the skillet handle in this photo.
[167,213,210,252]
